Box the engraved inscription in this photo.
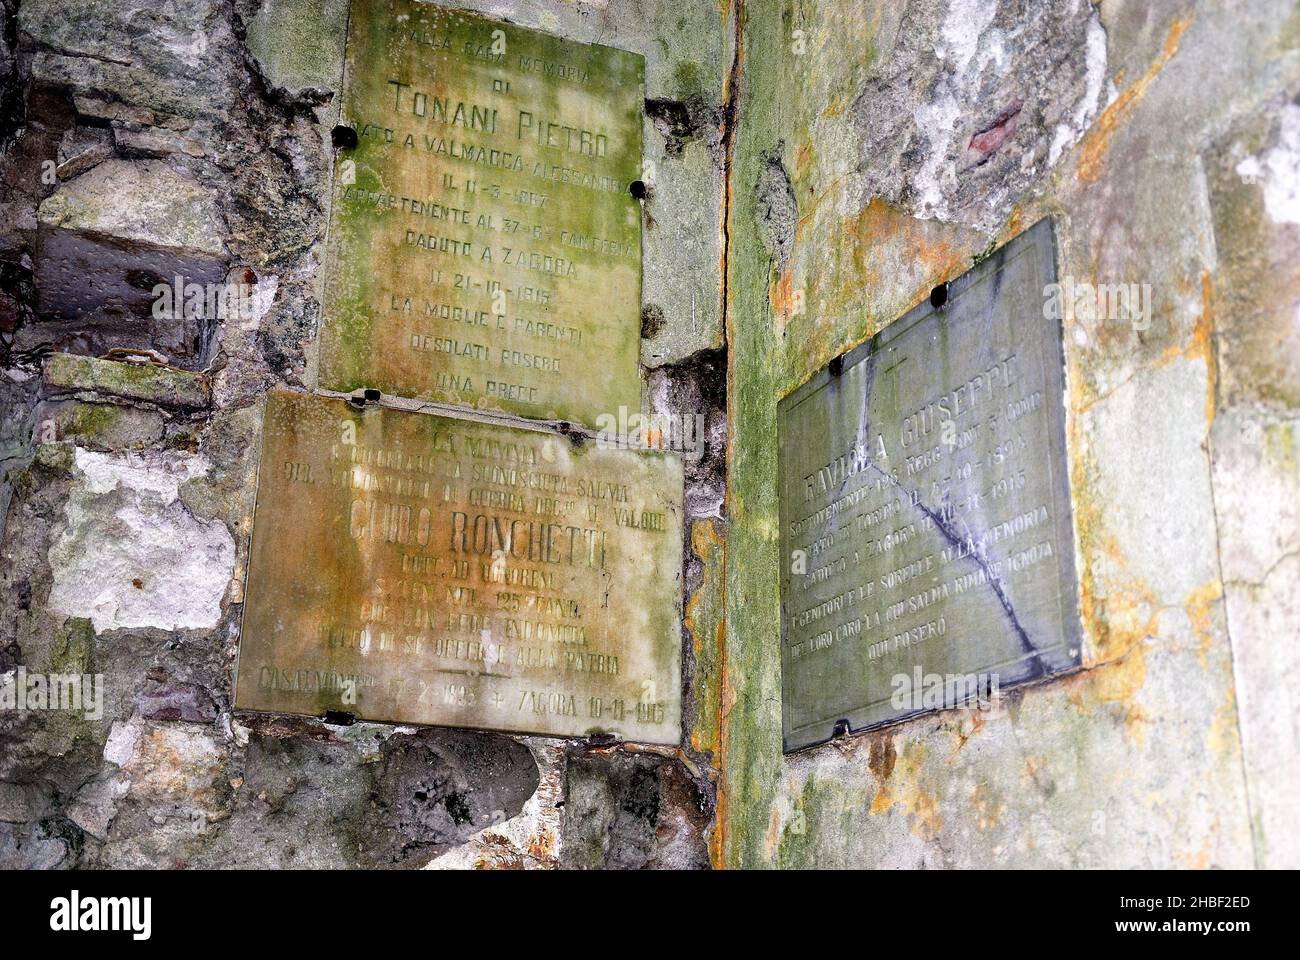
[235,391,682,742]
[319,0,644,427]
[778,220,1082,751]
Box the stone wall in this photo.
[0,0,732,869]
[719,0,1300,868]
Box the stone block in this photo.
[29,160,227,368]
[43,353,211,411]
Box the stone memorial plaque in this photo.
[778,219,1081,751]
[235,390,682,743]
[319,0,644,428]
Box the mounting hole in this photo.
[832,719,851,738]
[629,179,647,200]
[363,388,381,403]
[556,420,585,448]
[930,282,948,310]
[828,355,844,377]
[331,125,358,150]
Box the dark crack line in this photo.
[858,457,1047,680]
[32,40,134,68]
[829,346,1047,680]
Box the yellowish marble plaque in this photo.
[235,391,683,743]
[319,0,645,428]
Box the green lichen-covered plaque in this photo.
[319,0,645,428]
[778,219,1082,752]
[235,391,682,743]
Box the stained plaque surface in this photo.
[235,391,682,742]
[778,219,1081,751]
[319,0,644,428]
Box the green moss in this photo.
[51,617,95,675]
[32,441,74,474]
[720,0,798,869]
[673,60,704,100]
[1275,2,1300,52]
[246,0,349,98]
[44,353,210,410]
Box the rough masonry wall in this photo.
[0,0,732,869]
[720,0,1300,868]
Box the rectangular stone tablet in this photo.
[319,0,645,428]
[778,219,1082,751]
[235,391,682,743]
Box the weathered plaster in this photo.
[46,448,236,633]
[719,0,1296,868]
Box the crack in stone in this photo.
[835,347,1047,680]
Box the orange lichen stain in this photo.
[867,734,898,814]
[685,519,725,763]
[971,782,1006,831]
[869,789,893,815]
[1066,640,1150,745]
[867,732,897,782]
[1193,271,1217,430]
[527,827,556,862]
[1076,15,1193,183]
[1021,755,1049,792]
[1178,843,1212,870]
[1075,269,1217,421]
[995,204,1030,248]
[708,801,726,870]
[1065,429,1106,663]
[1080,644,1148,705]
[821,93,846,119]
[790,196,980,368]
[764,804,782,858]
[709,655,737,871]
[902,782,942,840]
[473,834,526,870]
[720,669,738,719]
[1206,688,1239,762]
[843,198,972,284]
[792,176,836,240]
[1154,269,1215,388]
[794,140,815,179]
[947,708,987,761]
[689,523,729,868]
[1184,579,1222,668]
[1061,566,1157,744]
[1088,572,1159,665]
[769,267,797,338]
[868,741,941,839]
